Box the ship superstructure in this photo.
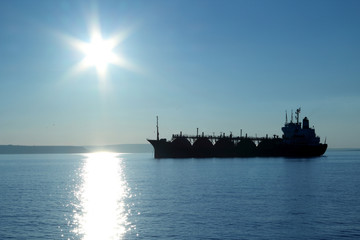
[282,108,321,145]
[148,109,327,158]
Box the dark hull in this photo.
[148,139,327,159]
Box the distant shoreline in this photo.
[327,148,360,151]
[0,144,153,154]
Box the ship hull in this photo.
[148,139,327,159]
[278,143,328,157]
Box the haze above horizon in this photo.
[0,0,359,148]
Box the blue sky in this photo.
[0,0,359,148]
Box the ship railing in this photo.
[171,134,279,142]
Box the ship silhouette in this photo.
[148,108,327,158]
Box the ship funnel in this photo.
[303,117,309,129]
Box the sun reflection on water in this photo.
[73,152,130,240]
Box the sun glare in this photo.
[81,33,118,77]
[61,24,134,82]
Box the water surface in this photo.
[1,150,360,239]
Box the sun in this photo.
[61,25,133,81]
[80,32,119,77]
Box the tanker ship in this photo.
[147,109,327,158]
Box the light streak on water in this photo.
[73,152,130,240]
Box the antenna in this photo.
[291,110,293,123]
[156,116,159,140]
[295,108,301,124]
[285,110,288,124]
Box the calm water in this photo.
[1,150,360,239]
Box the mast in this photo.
[156,116,159,140]
[285,110,288,124]
[295,108,301,124]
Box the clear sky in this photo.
[0,0,359,148]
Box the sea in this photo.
[1,149,360,240]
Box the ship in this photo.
[147,108,327,158]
